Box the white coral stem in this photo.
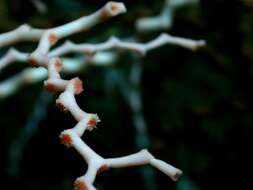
[0,53,116,99]
[0,24,44,48]
[0,33,205,71]
[136,0,199,32]
[0,2,187,190]
[50,33,205,57]
[50,54,183,190]
[29,1,126,65]
[0,2,126,65]
[0,32,205,99]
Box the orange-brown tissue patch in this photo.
[97,164,109,174]
[48,33,58,45]
[60,133,72,147]
[87,118,97,128]
[56,101,67,112]
[73,78,83,95]
[28,58,38,67]
[74,179,89,190]
[110,3,119,13]
[44,83,58,92]
[101,3,119,21]
[54,58,63,72]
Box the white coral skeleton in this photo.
[0,1,206,190]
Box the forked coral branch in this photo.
[0,33,205,71]
[0,1,206,190]
[50,33,205,57]
[47,56,182,190]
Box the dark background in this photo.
[0,0,252,190]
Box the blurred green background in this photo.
[0,0,252,190]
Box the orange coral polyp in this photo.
[28,58,38,67]
[97,164,109,174]
[74,179,89,190]
[48,33,58,45]
[87,118,97,128]
[73,78,83,94]
[60,133,72,147]
[54,58,63,72]
[44,83,58,92]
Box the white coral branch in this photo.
[0,2,189,190]
[0,53,116,99]
[28,1,126,66]
[48,56,182,190]
[0,48,29,70]
[136,0,199,32]
[50,33,205,57]
[0,32,205,99]
[0,24,44,48]
[0,33,204,71]
[0,2,126,64]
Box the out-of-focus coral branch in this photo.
[30,0,48,14]
[7,91,53,177]
[0,48,29,70]
[106,60,159,190]
[0,67,46,99]
[0,53,117,99]
[136,0,199,32]
[0,32,205,99]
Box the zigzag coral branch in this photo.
[0,32,205,99]
[45,57,182,190]
[50,33,205,57]
[0,2,191,190]
[0,33,205,71]
[0,53,116,99]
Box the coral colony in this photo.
[0,1,205,190]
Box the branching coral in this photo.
[0,34,204,98]
[0,1,206,190]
